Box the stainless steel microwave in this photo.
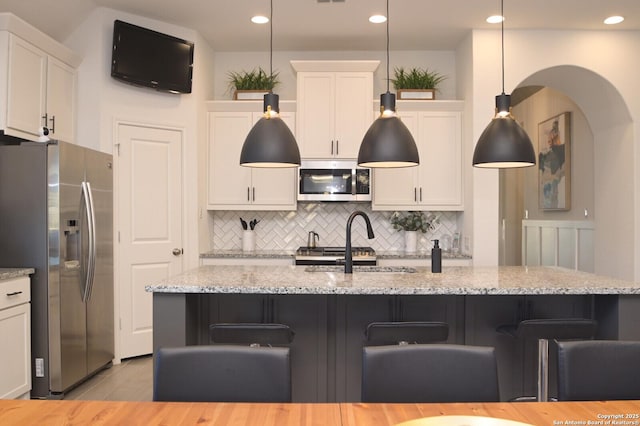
[298,160,371,202]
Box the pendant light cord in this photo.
[270,0,273,79]
[500,0,505,94]
[386,0,390,92]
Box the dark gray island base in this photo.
[147,265,640,402]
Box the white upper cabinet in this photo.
[4,34,47,139]
[0,15,79,142]
[45,56,76,143]
[207,101,298,211]
[292,61,378,159]
[372,101,464,211]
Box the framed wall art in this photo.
[538,112,571,210]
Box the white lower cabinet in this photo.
[0,276,31,399]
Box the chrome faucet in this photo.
[344,210,375,273]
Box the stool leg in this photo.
[537,338,549,402]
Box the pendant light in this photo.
[357,0,419,168]
[472,0,535,168]
[240,0,300,168]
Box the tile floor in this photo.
[64,355,153,401]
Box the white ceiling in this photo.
[2,0,639,51]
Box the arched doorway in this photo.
[499,65,634,280]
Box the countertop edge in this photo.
[145,265,640,296]
[0,268,35,281]
[146,285,640,296]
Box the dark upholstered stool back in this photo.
[361,344,499,403]
[557,340,640,401]
[209,323,294,346]
[497,318,597,340]
[153,345,291,402]
[497,318,597,401]
[365,321,449,345]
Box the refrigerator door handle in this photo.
[80,181,97,302]
[86,182,97,301]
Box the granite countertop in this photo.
[200,249,294,259]
[375,250,472,260]
[199,249,471,260]
[146,265,640,296]
[0,268,35,281]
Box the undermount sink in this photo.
[304,265,417,273]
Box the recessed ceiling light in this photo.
[486,15,504,24]
[369,14,387,24]
[251,15,269,24]
[604,15,624,25]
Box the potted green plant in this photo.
[390,211,439,253]
[391,67,446,100]
[227,67,280,100]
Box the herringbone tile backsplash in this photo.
[209,203,460,252]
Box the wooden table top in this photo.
[341,400,640,426]
[1,399,639,425]
[0,400,340,426]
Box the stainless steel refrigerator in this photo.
[0,140,114,399]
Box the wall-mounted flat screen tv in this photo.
[111,20,194,94]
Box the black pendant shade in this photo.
[472,0,535,169]
[357,0,420,169]
[358,93,419,168]
[240,93,300,168]
[239,0,300,168]
[472,94,535,168]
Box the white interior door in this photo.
[117,123,183,358]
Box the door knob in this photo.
[172,248,183,256]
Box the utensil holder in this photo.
[242,230,255,252]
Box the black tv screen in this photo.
[111,20,194,94]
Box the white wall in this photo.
[64,7,216,270]
[502,88,594,266]
[469,31,502,266]
[194,36,217,255]
[469,30,640,280]
[513,87,595,221]
[455,33,474,262]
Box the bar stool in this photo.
[497,318,597,401]
[210,323,295,346]
[557,340,640,401]
[154,345,291,402]
[365,321,449,345]
[361,343,499,402]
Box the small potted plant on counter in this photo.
[228,67,280,100]
[390,211,439,253]
[392,67,446,100]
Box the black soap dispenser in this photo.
[431,239,442,273]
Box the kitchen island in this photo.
[146,265,640,402]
